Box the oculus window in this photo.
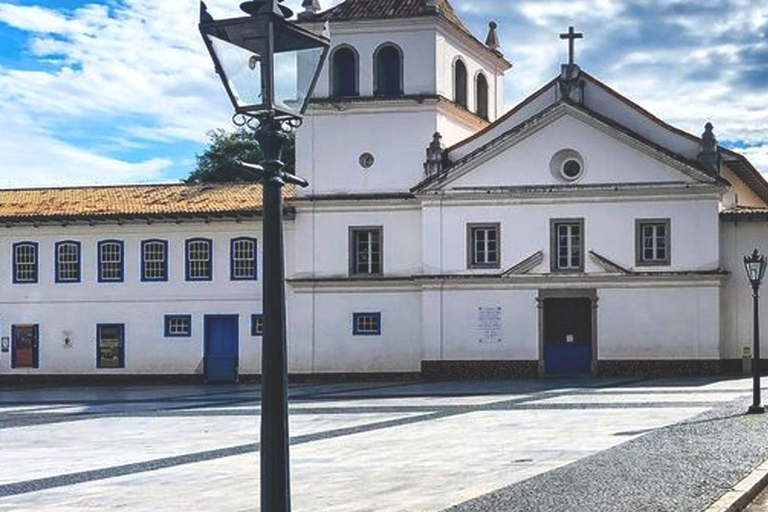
[349,227,383,276]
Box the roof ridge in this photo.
[0,182,260,193]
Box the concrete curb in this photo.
[704,460,768,512]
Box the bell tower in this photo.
[295,0,511,194]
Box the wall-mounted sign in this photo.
[1,336,9,353]
[478,307,502,344]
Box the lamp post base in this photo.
[747,405,765,414]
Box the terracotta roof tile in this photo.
[0,183,293,221]
[317,0,470,34]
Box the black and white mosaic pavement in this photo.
[0,377,764,511]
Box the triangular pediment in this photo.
[415,102,717,193]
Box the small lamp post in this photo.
[199,2,329,511]
[744,248,766,414]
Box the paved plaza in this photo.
[0,377,767,511]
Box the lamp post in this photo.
[744,248,766,415]
[199,2,329,510]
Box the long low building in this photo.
[2,0,768,382]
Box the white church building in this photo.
[1,0,767,382]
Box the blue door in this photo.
[543,298,593,375]
[204,315,239,383]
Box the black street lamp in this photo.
[199,2,329,511]
[744,248,766,415]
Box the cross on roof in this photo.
[560,26,583,66]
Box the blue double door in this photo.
[204,315,240,383]
[543,298,593,375]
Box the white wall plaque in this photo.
[478,307,502,343]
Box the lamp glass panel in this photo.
[274,45,324,116]
[207,34,264,108]
[747,261,762,283]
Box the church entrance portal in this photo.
[542,297,594,375]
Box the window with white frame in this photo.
[349,227,382,276]
[98,240,124,282]
[164,315,192,337]
[142,240,168,281]
[468,223,500,268]
[55,241,81,283]
[186,238,212,281]
[552,219,584,271]
[637,219,670,266]
[13,242,38,284]
[353,312,381,336]
[231,237,257,280]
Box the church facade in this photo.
[0,0,766,381]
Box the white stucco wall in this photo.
[292,204,422,277]
[598,287,720,359]
[449,113,698,188]
[720,220,768,359]
[297,108,438,194]
[422,198,720,275]
[0,221,268,375]
[434,288,538,360]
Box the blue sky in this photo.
[0,0,766,186]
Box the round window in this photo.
[561,159,582,180]
[549,149,585,183]
[359,153,375,169]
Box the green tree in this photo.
[185,128,295,184]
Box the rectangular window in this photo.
[231,238,257,280]
[353,312,382,336]
[97,324,125,369]
[349,227,383,276]
[164,315,192,337]
[11,324,39,369]
[551,219,584,272]
[186,239,213,281]
[98,240,124,282]
[142,240,168,282]
[13,242,38,284]
[55,241,81,283]
[467,223,500,268]
[636,219,671,266]
[251,314,263,336]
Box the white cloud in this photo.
[0,0,766,187]
[0,103,171,187]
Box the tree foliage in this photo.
[185,128,295,184]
